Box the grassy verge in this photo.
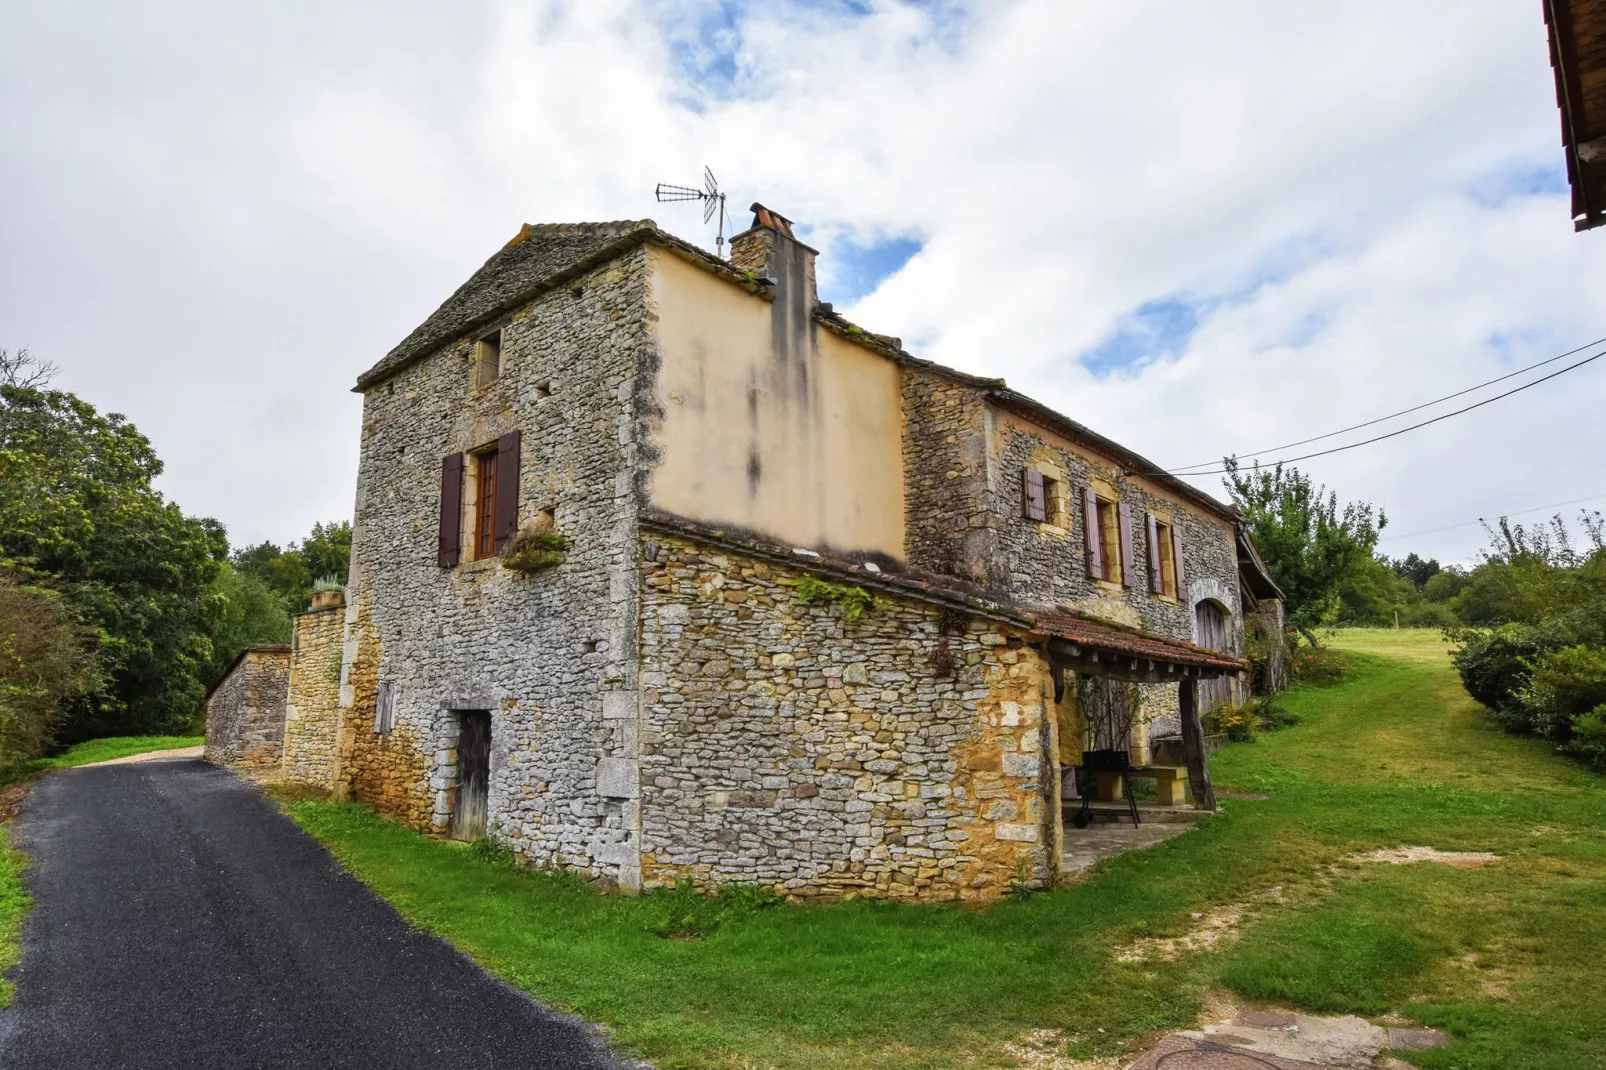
[282,630,1606,1069]
[25,734,202,774]
[0,840,25,1009]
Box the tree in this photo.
[1391,553,1441,589]
[234,521,351,614]
[200,563,292,688]
[1,375,227,740]
[0,573,99,775]
[1222,459,1385,642]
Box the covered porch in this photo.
[1028,610,1246,878]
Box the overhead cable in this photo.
[1169,334,1606,474]
[1164,347,1605,478]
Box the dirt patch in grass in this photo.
[1348,846,1501,868]
[1115,887,1284,963]
[997,1029,1117,1070]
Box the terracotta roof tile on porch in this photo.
[1030,609,1246,673]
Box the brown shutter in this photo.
[438,453,464,567]
[1117,502,1135,587]
[1022,467,1046,521]
[1172,524,1187,598]
[1082,486,1102,579]
[494,430,521,552]
[1146,513,1163,592]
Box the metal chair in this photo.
[1078,748,1141,827]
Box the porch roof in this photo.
[1030,609,1246,680]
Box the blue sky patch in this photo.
[815,233,924,306]
[1468,161,1569,208]
[1079,297,1205,377]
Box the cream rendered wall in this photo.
[645,246,907,559]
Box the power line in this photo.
[1164,347,1606,478]
[1377,492,1606,544]
[1169,334,1606,474]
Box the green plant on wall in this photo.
[326,648,343,684]
[502,529,568,573]
[795,575,885,624]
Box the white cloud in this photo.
[1,0,1599,562]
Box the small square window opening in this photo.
[475,331,503,389]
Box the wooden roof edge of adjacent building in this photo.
[1546,0,1606,231]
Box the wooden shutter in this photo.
[1022,467,1046,521]
[438,452,464,567]
[1146,513,1163,592]
[1172,524,1187,598]
[494,431,521,552]
[1082,486,1102,579]
[1117,502,1136,587]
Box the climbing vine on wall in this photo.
[795,575,885,624]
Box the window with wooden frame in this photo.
[474,449,498,559]
[438,431,521,567]
[1021,466,1068,527]
[1146,514,1178,597]
[1081,487,1136,587]
[475,330,503,390]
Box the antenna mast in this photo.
[654,166,729,257]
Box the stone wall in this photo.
[336,245,653,886]
[636,532,1057,901]
[204,646,291,766]
[900,366,996,585]
[282,606,343,787]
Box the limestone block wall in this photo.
[637,533,1057,901]
[989,417,1241,643]
[336,246,653,886]
[283,606,343,787]
[901,366,997,585]
[204,646,291,766]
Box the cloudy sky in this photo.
[3,0,1603,564]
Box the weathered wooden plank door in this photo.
[452,711,491,841]
[1194,601,1233,712]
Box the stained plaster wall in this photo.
[636,532,1058,900]
[645,244,907,561]
[282,606,343,787]
[336,247,653,886]
[204,647,291,766]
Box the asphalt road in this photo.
[0,758,634,1069]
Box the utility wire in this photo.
[1162,347,1606,478]
[1377,492,1606,544]
[1169,334,1606,474]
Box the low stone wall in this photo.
[283,606,343,787]
[638,534,1057,901]
[204,645,291,766]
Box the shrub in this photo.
[1205,703,1256,743]
[1448,624,1560,722]
[1516,645,1606,743]
[1564,704,1606,771]
[1285,640,1349,688]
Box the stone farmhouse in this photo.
[240,205,1283,901]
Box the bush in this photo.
[0,575,97,779]
[1516,645,1606,743]
[1286,640,1349,688]
[1448,624,1560,723]
[1205,703,1256,743]
[1565,705,1606,771]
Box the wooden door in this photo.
[1194,601,1233,712]
[452,711,490,841]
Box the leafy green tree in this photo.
[1222,459,1385,642]
[234,521,351,613]
[1391,553,1441,589]
[1,371,227,740]
[200,563,292,686]
[0,573,99,776]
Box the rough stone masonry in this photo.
[278,208,1260,900]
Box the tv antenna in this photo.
[655,166,729,257]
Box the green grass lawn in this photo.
[24,734,202,774]
[281,630,1606,1069]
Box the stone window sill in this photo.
[457,555,502,575]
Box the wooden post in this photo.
[1179,677,1216,811]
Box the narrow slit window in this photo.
[475,331,502,389]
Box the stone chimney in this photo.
[729,203,818,313]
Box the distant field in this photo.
[281,630,1606,1069]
